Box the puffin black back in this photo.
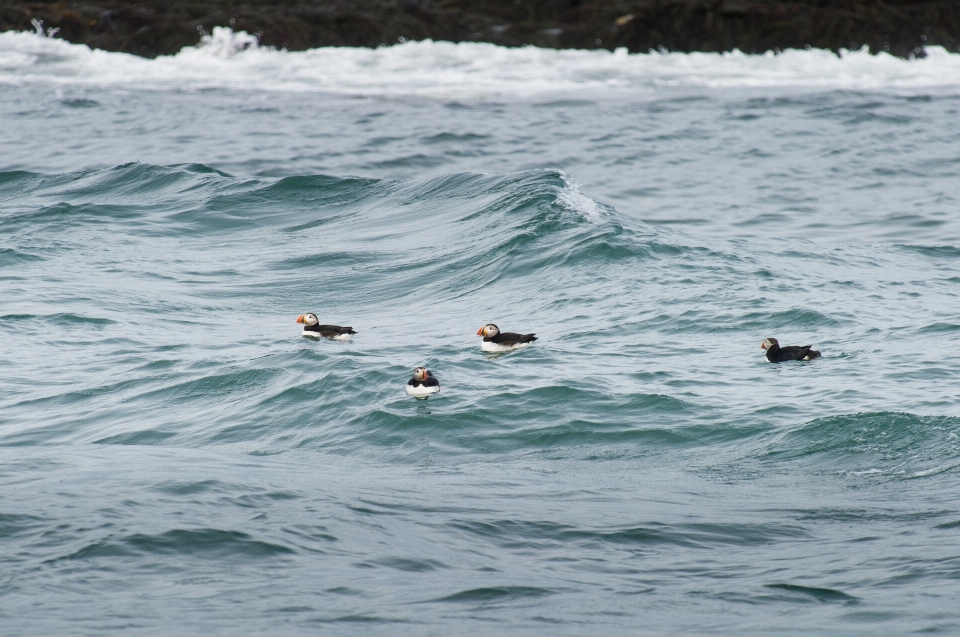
[762,337,821,363]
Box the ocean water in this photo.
[2,28,960,635]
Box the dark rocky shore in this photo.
[2,0,959,58]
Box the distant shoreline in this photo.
[2,0,959,59]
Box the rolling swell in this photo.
[54,529,295,563]
[759,412,960,478]
[273,169,650,293]
[0,163,637,242]
[3,161,955,461]
[3,144,960,635]
[0,163,672,455]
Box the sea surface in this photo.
[2,28,960,635]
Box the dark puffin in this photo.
[761,337,821,362]
[406,367,440,398]
[477,323,537,352]
[296,313,356,340]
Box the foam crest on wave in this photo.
[2,27,960,96]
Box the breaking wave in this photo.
[2,27,960,97]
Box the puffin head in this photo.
[297,313,319,326]
[761,337,778,350]
[413,367,428,381]
[477,324,499,338]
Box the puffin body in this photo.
[477,324,537,352]
[761,337,821,362]
[297,313,356,340]
[406,367,440,398]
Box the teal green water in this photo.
[3,69,960,634]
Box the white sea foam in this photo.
[1,26,960,97]
[556,176,606,219]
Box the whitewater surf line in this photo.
[2,28,960,97]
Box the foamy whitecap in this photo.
[1,26,959,97]
[556,176,606,219]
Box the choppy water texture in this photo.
[2,30,960,635]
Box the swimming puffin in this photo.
[761,337,821,362]
[405,367,440,398]
[296,314,356,340]
[477,323,537,352]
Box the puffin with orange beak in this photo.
[761,337,821,362]
[477,323,537,352]
[296,313,356,340]
[405,367,440,398]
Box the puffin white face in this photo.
[477,324,499,338]
[761,338,777,350]
[413,367,428,381]
[296,313,319,326]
